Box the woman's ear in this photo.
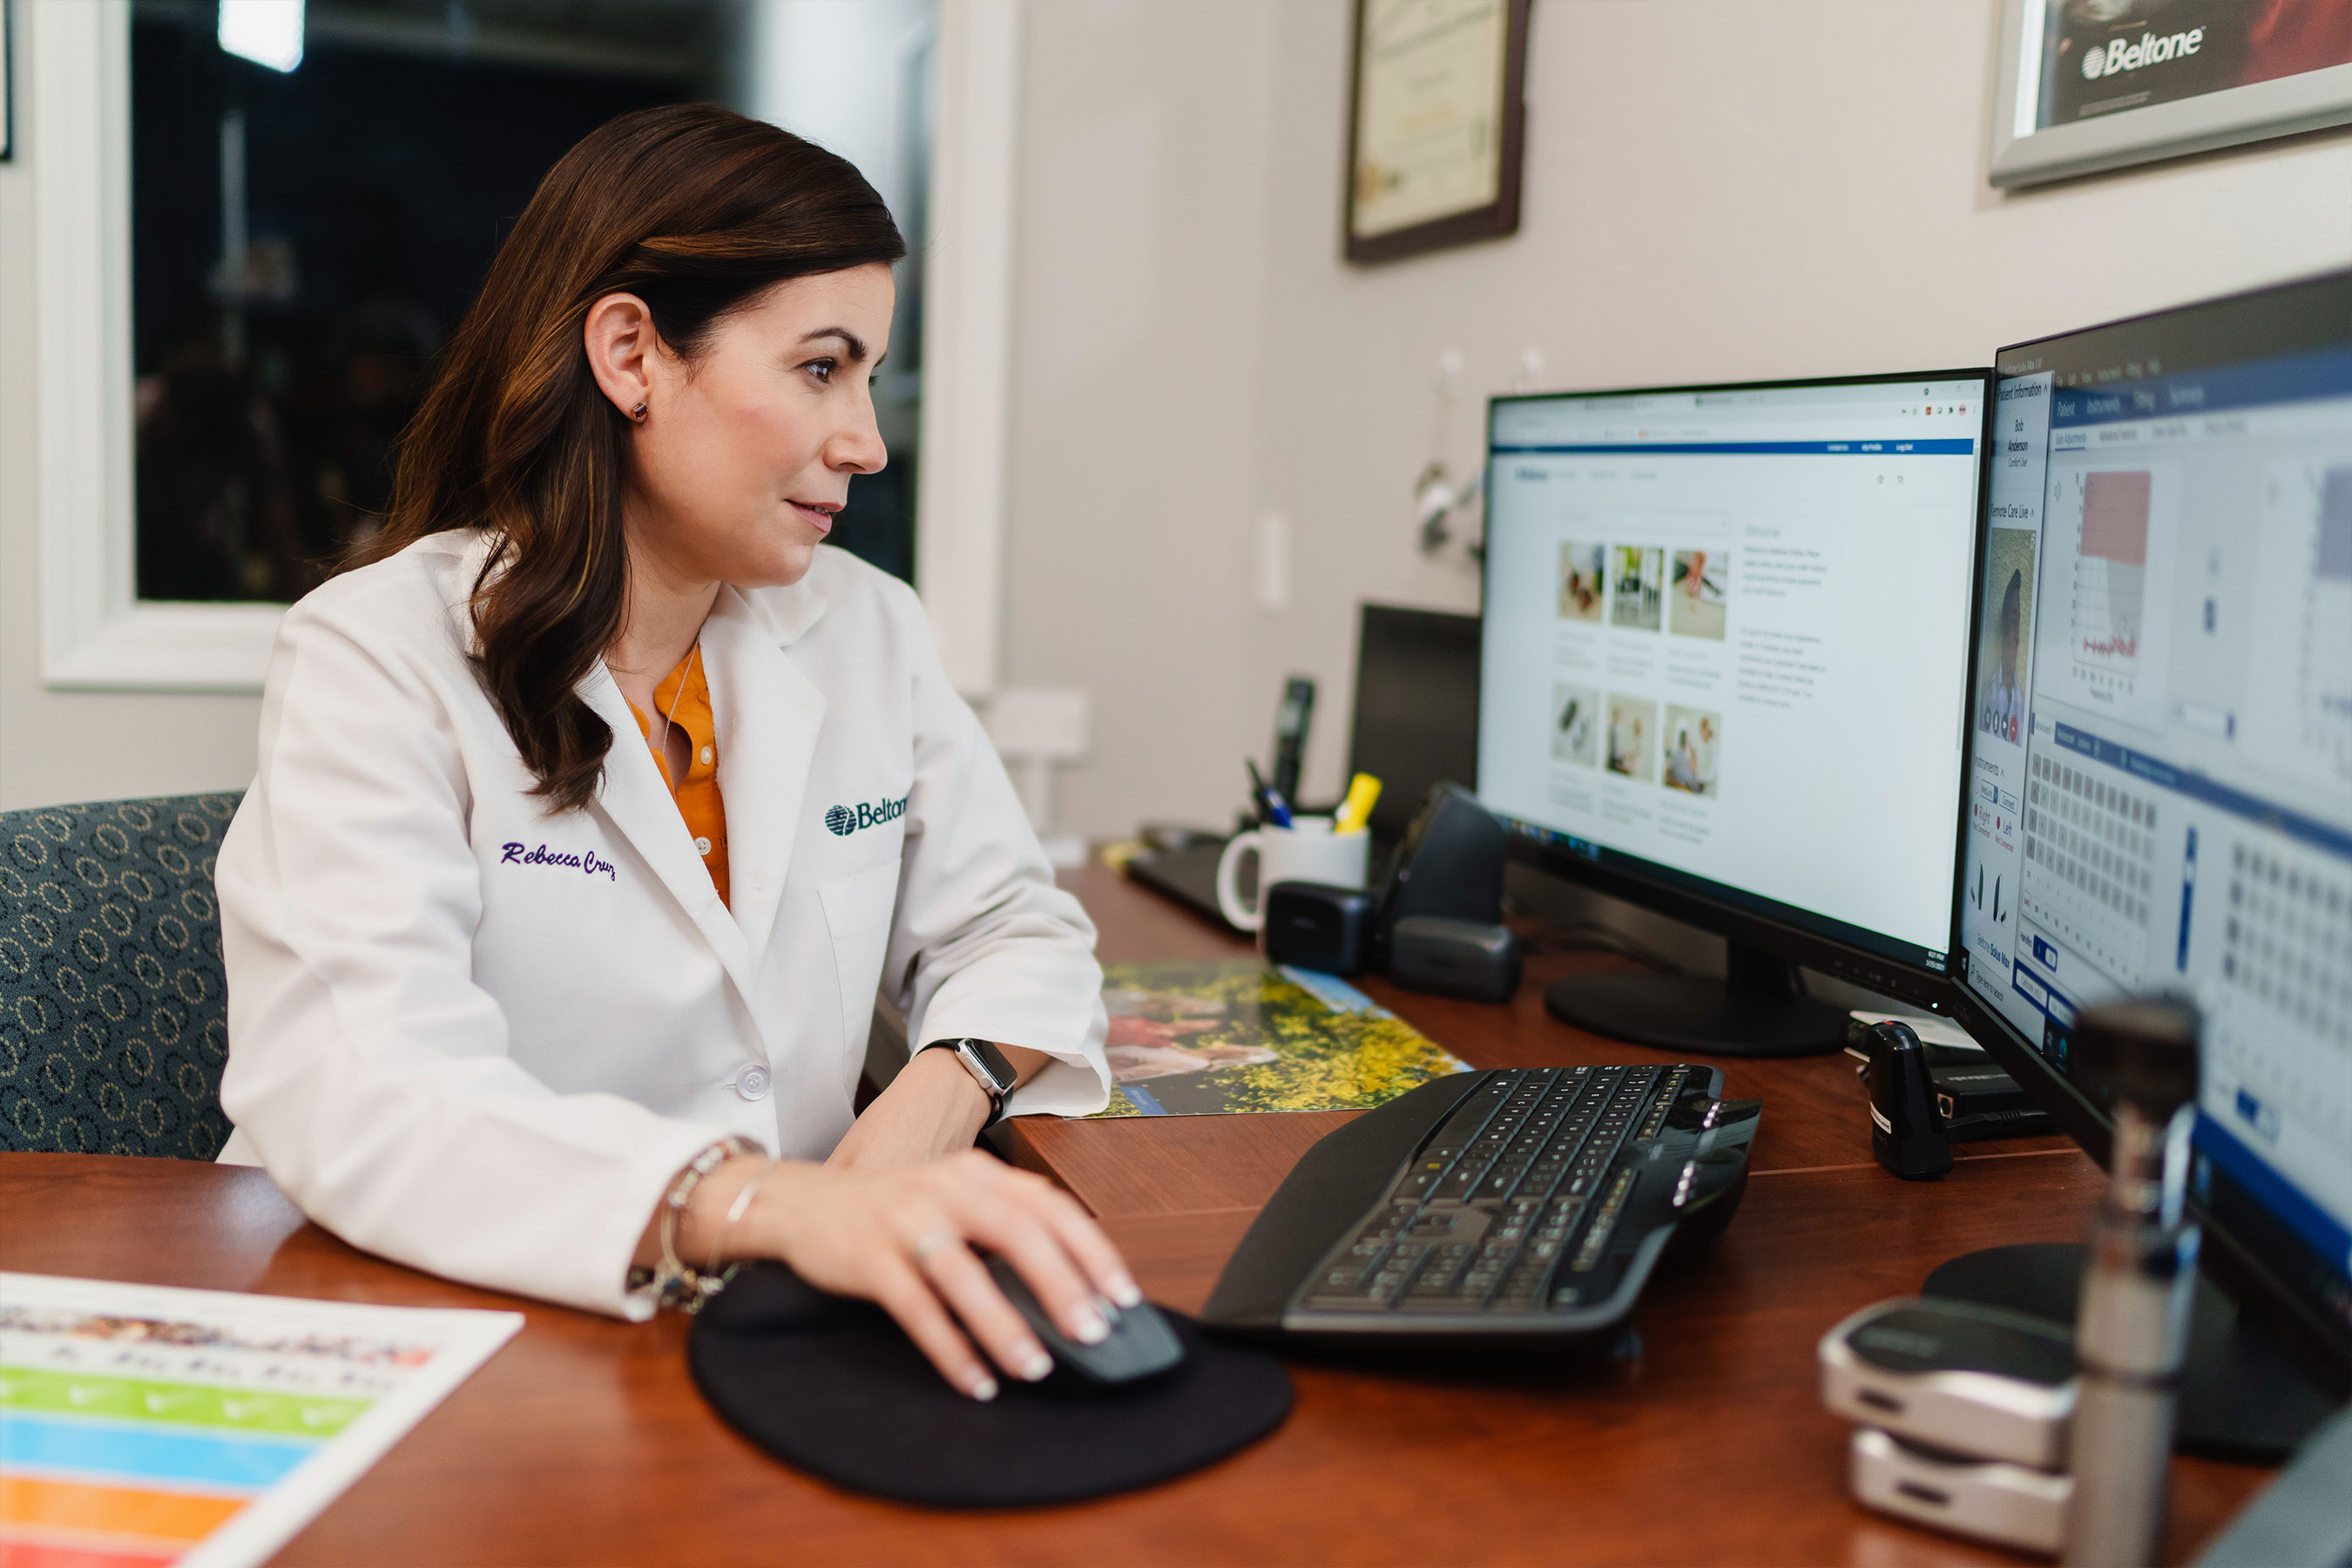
[584,293,659,422]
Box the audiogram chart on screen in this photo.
[2074,470,2150,685]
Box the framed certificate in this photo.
[1344,0,1530,265]
[1990,0,2352,186]
[1,0,14,162]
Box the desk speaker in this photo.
[1388,916,1523,1004]
[1372,783,1507,951]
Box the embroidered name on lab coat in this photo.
[502,842,618,882]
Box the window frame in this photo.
[37,0,287,693]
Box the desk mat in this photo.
[688,1264,1292,1507]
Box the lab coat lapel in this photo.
[701,583,828,970]
[578,664,759,992]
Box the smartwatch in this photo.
[919,1037,1020,1126]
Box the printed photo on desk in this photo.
[1093,962,1469,1118]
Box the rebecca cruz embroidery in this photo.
[501,842,618,882]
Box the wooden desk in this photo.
[2,864,2272,1565]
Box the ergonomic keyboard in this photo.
[1203,1064,1761,1348]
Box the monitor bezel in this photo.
[1483,367,1997,1010]
[1946,266,2352,1373]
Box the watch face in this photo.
[957,1039,1019,1095]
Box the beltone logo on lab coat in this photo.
[825,796,909,836]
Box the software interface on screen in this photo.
[1958,302,2352,1293]
[1478,377,1987,968]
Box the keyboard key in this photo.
[1432,1164,1488,1203]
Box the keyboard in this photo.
[1203,1064,1761,1348]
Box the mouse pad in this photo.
[688,1263,1293,1508]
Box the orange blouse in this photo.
[627,645,729,909]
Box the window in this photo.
[129,0,925,605]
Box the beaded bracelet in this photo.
[642,1138,757,1314]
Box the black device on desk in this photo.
[1204,1064,1758,1347]
[1935,268,2352,1457]
[1126,605,1481,929]
[1476,369,1994,1055]
[1270,676,1315,806]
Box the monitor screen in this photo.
[1477,372,1990,974]
[1957,270,2352,1342]
[1348,604,1481,845]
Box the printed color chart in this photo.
[0,1274,520,1567]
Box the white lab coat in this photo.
[215,530,1110,1318]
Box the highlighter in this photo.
[1334,774,1382,835]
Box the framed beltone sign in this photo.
[1344,0,1531,264]
[1990,0,2352,186]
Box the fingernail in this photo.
[1108,1274,1144,1308]
[968,1374,999,1402]
[1019,1348,1052,1382]
[1071,1305,1109,1345]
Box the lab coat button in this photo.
[735,1064,771,1101]
[694,836,713,855]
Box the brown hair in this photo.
[361,104,905,811]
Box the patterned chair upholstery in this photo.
[0,794,241,1158]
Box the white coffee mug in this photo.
[1215,818,1370,932]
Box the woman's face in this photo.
[622,263,895,590]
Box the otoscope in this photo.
[2063,998,2201,1568]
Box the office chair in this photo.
[0,794,241,1158]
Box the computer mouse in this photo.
[984,1254,1185,1384]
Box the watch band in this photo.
[921,1037,1019,1127]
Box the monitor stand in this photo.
[1542,938,1847,1057]
[1923,1241,2342,1463]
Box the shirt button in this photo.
[735,1064,771,1101]
[694,836,713,855]
[700,747,713,765]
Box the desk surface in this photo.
[3,864,2273,1565]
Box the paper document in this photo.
[0,1272,521,1567]
[1848,1008,1984,1052]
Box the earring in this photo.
[630,401,648,422]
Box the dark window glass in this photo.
[131,0,922,602]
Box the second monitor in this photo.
[1477,370,1992,1054]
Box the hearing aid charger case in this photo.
[1819,1296,2076,1469]
[1821,1297,2078,1554]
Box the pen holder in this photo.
[1215,820,1368,933]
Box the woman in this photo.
[216,105,1133,1402]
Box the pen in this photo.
[1245,760,1274,826]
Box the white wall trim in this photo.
[35,0,283,693]
[913,0,1019,700]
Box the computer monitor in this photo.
[1478,370,1993,1055]
[1348,604,1481,846]
[1950,267,2352,1375]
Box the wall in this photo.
[1000,0,2352,836]
[0,2,264,813]
[997,0,1283,839]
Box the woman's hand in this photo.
[691,1151,1143,1400]
[825,1041,1053,1170]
